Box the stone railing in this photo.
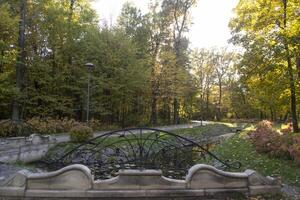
[0,164,281,199]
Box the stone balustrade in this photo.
[0,164,281,199]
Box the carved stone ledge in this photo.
[186,164,249,189]
[94,169,185,190]
[0,164,281,199]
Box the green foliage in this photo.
[0,0,298,131]
[0,0,201,127]
[69,125,93,143]
[229,0,300,129]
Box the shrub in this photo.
[288,136,300,166]
[248,120,280,154]
[0,120,33,137]
[0,118,111,137]
[26,117,81,135]
[289,143,300,165]
[69,125,93,143]
[88,118,103,131]
[248,120,300,165]
[256,120,273,130]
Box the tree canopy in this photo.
[0,0,299,132]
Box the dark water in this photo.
[35,144,220,180]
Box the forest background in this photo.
[0,0,299,134]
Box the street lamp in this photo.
[85,62,94,123]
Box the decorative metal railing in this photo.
[45,128,241,179]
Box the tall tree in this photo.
[230,0,299,131]
[213,49,234,121]
[12,0,27,122]
[160,0,196,124]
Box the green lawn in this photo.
[211,130,300,186]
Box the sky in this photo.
[90,0,239,49]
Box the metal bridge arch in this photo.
[45,127,241,179]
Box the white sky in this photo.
[90,0,239,49]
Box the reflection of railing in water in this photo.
[44,128,241,179]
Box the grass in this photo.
[173,123,234,138]
[211,130,300,187]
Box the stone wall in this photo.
[0,164,281,199]
[0,123,204,164]
[0,134,58,163]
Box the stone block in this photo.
[1,170,29,188]
[27,164,93,190]
[186,164,248,189]
[94,169,185,190]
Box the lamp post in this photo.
[85,62,94,123]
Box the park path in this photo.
[53,120,211,143]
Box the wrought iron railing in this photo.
[44,127,241,179]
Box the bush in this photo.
[248,120,281,154]
[0,120,33,137]
[26,117,81,135]
[256,120,273,130]
[288,136,300,165]
[69,125,93,143]
[248,120,300,165]
[0,118,115,137]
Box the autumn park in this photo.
[0,0,299,199]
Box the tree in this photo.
[11,0,26,122]
[212,48,234,121]
[230,0,299,131]
[0,3,18,119]
[161,0,197,124]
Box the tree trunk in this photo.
[297,57,300,80]
[0,50,4,72]
[217,80,222,121]
[283,0,299,132]
[150,40,160,125]
[286,52,299,132]
[270,107,274,122]
[150,90,157,125]
[206,89,210,119]
[12,0,27,122]
[200,94,204,124]
[260,110,263,120]
[173,98,179,124]
[67,0,75,65]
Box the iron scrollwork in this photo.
[45,128,241,179]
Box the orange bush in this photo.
[248,120,300,165]
[248,120,281,154]
[0,118,105,137]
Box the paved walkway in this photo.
[54,121,211,143]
